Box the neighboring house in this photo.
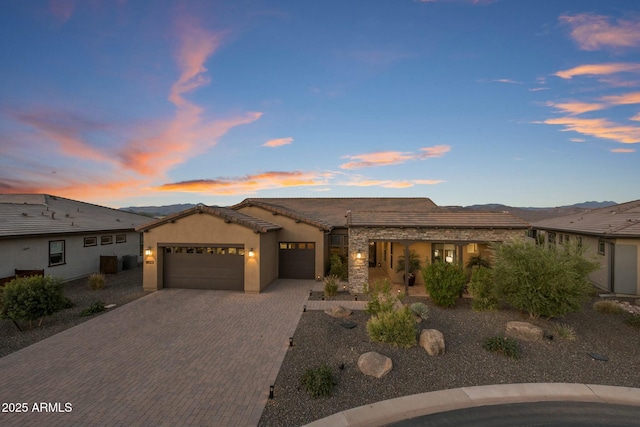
[532,200,640,296]
[0,194,149,284]
[138,198,530,293]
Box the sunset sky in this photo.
[1,0,639,209]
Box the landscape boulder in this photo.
[357,351,393,378]
[324,305,352,318]
[419,329,445,356]
[506,321,543,341]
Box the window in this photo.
[598,241,605,255]
[577,237,583,248]
[467,243,478,253]
[329,234,347,256]
[548,232,556,245]
[49,240,65,266]
[84,237,97,247]
[115,234,126,244]
[559,234,564,245]
[101,235,113,245]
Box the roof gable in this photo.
[532,199,640,237]
[136,205,282,234]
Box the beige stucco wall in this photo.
[349,227,527,293]
[237,206,327,280]
[614,238,640,295]
[141,213,264,293]
[0,232,141,282]
[259,231,278,292]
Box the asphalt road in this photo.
[386,401,640,427]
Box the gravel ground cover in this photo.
[0,268,146,358]
[259,296,640,427]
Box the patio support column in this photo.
[404,242,410,296]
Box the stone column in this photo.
[348,228,369,294]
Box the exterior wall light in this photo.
[356,251,362,259]
[144,247,152,257]
[248,248,255,258]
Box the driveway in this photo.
[0,279,310,427]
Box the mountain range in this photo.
[120,200,617,222]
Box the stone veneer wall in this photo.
[347,227,527,293]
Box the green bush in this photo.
[323,275,339,297]
[80,301,105,317]
[329,254,347,279]
[624,314,640,328]
[465,255,491,269]
[491,241,598,318]
[366,307,417,348]
[88,273,106,290]
[410,302,429,320]
[301,364,335,398]
[0,275,66,328]
[483,336,520,359]
[421,261,466,308]
[62,296,74,309]
[468,267,499,311]
[365,279,397,315]
[593,300,623,314]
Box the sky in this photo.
[1,0,639,209]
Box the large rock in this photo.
[419,329,445,356]
[324,305,352,318]
[357,352,393,378]
[506,321,543,341]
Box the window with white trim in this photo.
[49,240,65,266]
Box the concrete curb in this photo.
[302,383,640,427]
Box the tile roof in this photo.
[347,209,530,229]
[136,205,282,234]
[532,199,640,237]
[232,198,438,229]
[0,194,149,238]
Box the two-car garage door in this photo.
[163,246,244,291]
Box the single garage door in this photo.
[279,242,315,279]
[163,246,244,290]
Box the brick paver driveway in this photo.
[0,279,310,427]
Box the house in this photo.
[532,200,640,296]
[137,198,530,293]
[0,194,149,284]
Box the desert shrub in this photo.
[61,296,74,309]
[366,279,397,315]
[624,314,640,328]
[593,300,623,314]
[465,255,491,269]
[421,261,466,308]
[483,336,520,359]
[0,275,66,328]
[553,323,577,341]
[329,254,348,279]
[88,273,106,290]
[323,275,340,297]
[395,250,422,275]
[410,302,429,320]
[301,364,335,398]
[80,301,105,317]
[366,307,417,348]
[468,266,499,311]
[491,241,598,318]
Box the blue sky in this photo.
[1,0,638,208]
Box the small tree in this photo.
[421,260,466,308]
[0,275,67,328]
[329,254,347,279]
[491,241,598,318]
[468,266,499,311]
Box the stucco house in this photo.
[532,200,640,296]
[138,198,530,293]
[0,194,149,284]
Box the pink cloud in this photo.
[492,79,521,84]
[555,63,640,79]
[600,92,640,105]
[560,13,640,51]
[156,171,331,195]
[263,137,294,148]
[546,101,605,115]
[630,113,640,122]
[611,148,635,153]
[340,145,450,169]
[342,178,444,188]
[544,117,640,144]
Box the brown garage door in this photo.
[279,242,315,279]
[163,246,244,290]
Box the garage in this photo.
[279,242,315,279]
[163,246,244,290]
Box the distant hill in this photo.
[121,200,619,222]
[120,203,196,217]
[464,201,617,222]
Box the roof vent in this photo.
[21,212,28,216]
